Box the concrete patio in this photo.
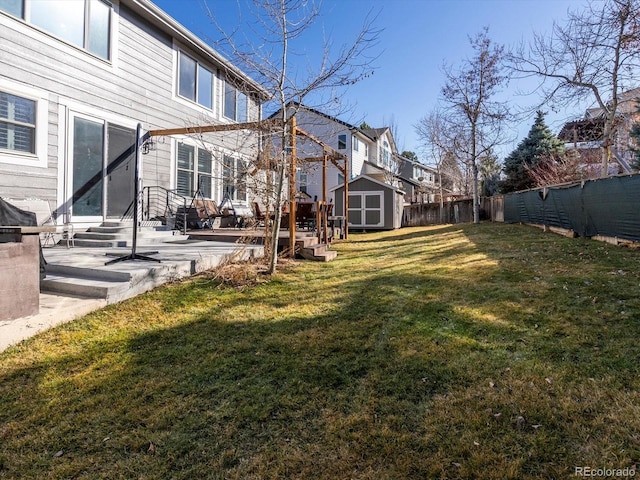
[0,239,264,353]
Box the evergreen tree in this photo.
[501,111,565,193]
[479,153,501,196]
[401,151,418,161]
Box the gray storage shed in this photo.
[331,175,405,230]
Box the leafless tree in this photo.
[441,28,509,223]
[508,0,640,176]
[415,108,458,209]
[383,114,404,153]
[525,151,600,187]
[204,0,381,273]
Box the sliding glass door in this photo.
[69,113,135,221]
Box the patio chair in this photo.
[5,198,74,247]
[252,202,276,227]
[193,199,226,229]
[296,202,315,230]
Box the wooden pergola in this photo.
[145,116,349,255]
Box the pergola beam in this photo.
[144,115,349,244]
[295,126,346,161]
[147,119,282,137]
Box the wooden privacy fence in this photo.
[402,199,473,226]
[402,196,505,227]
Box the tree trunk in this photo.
[268,159,286,275]
[472,160,480,224]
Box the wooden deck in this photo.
[187,226,317,248]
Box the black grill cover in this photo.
[0,198,47,277]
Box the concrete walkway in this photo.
[0,239,263,353]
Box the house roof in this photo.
[581,87,640,119]
[128,0,270,101]
[361,127,388,139]
[268,102,379,142]
[395,153,438,174]
[557,118,605,143]
[361,127,398,153]
[329,174,405,194]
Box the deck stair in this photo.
[41,264,134,301]
[71,221,189,247]
[295,232,337,262]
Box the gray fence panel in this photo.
[504,174,640,242]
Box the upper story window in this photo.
[379,140,391,168]
[0,0,112,60]
[178,51,214,109]
[297,170,308,194]
[352,135,359,152]
[0,91,36,154]
[224,83,247,122]
[338,134,346,150]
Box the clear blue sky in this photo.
[151,0,587,163]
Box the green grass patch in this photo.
[2,223,640,479]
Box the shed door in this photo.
[348,191,384,227]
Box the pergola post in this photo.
[322,153,327,244]
[344,155,349,240]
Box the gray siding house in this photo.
[0,0,268,230]
[271,104,401,205]
[396,154,440,204]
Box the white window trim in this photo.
[66,110,106,223]
[173,137,219,200]
[222,81,248,123]
[0,80,48,168]
[0,0,119,69]
[173,46,217,114]
[58,100,139,223]
[220,148,248,203]
[338,133,347,150]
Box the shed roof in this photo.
[329,174,405,194]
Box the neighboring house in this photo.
[0,0,268,230]
[274,103,403,205]
[395,153,440,204]
[359,126,399,184]
[558,87,640,174]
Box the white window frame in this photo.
[223,81,248,122]
[176,50,215,111]
[175,139,217,199]
[297,170,309,194]
[55,99,137,225]
[0,0,113,61]
[67,110,106,223]
[0,80,48,168]
[352,135,359,152]
[379,140,391,169]
[222,153,247,202]
[338,134,347,150]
